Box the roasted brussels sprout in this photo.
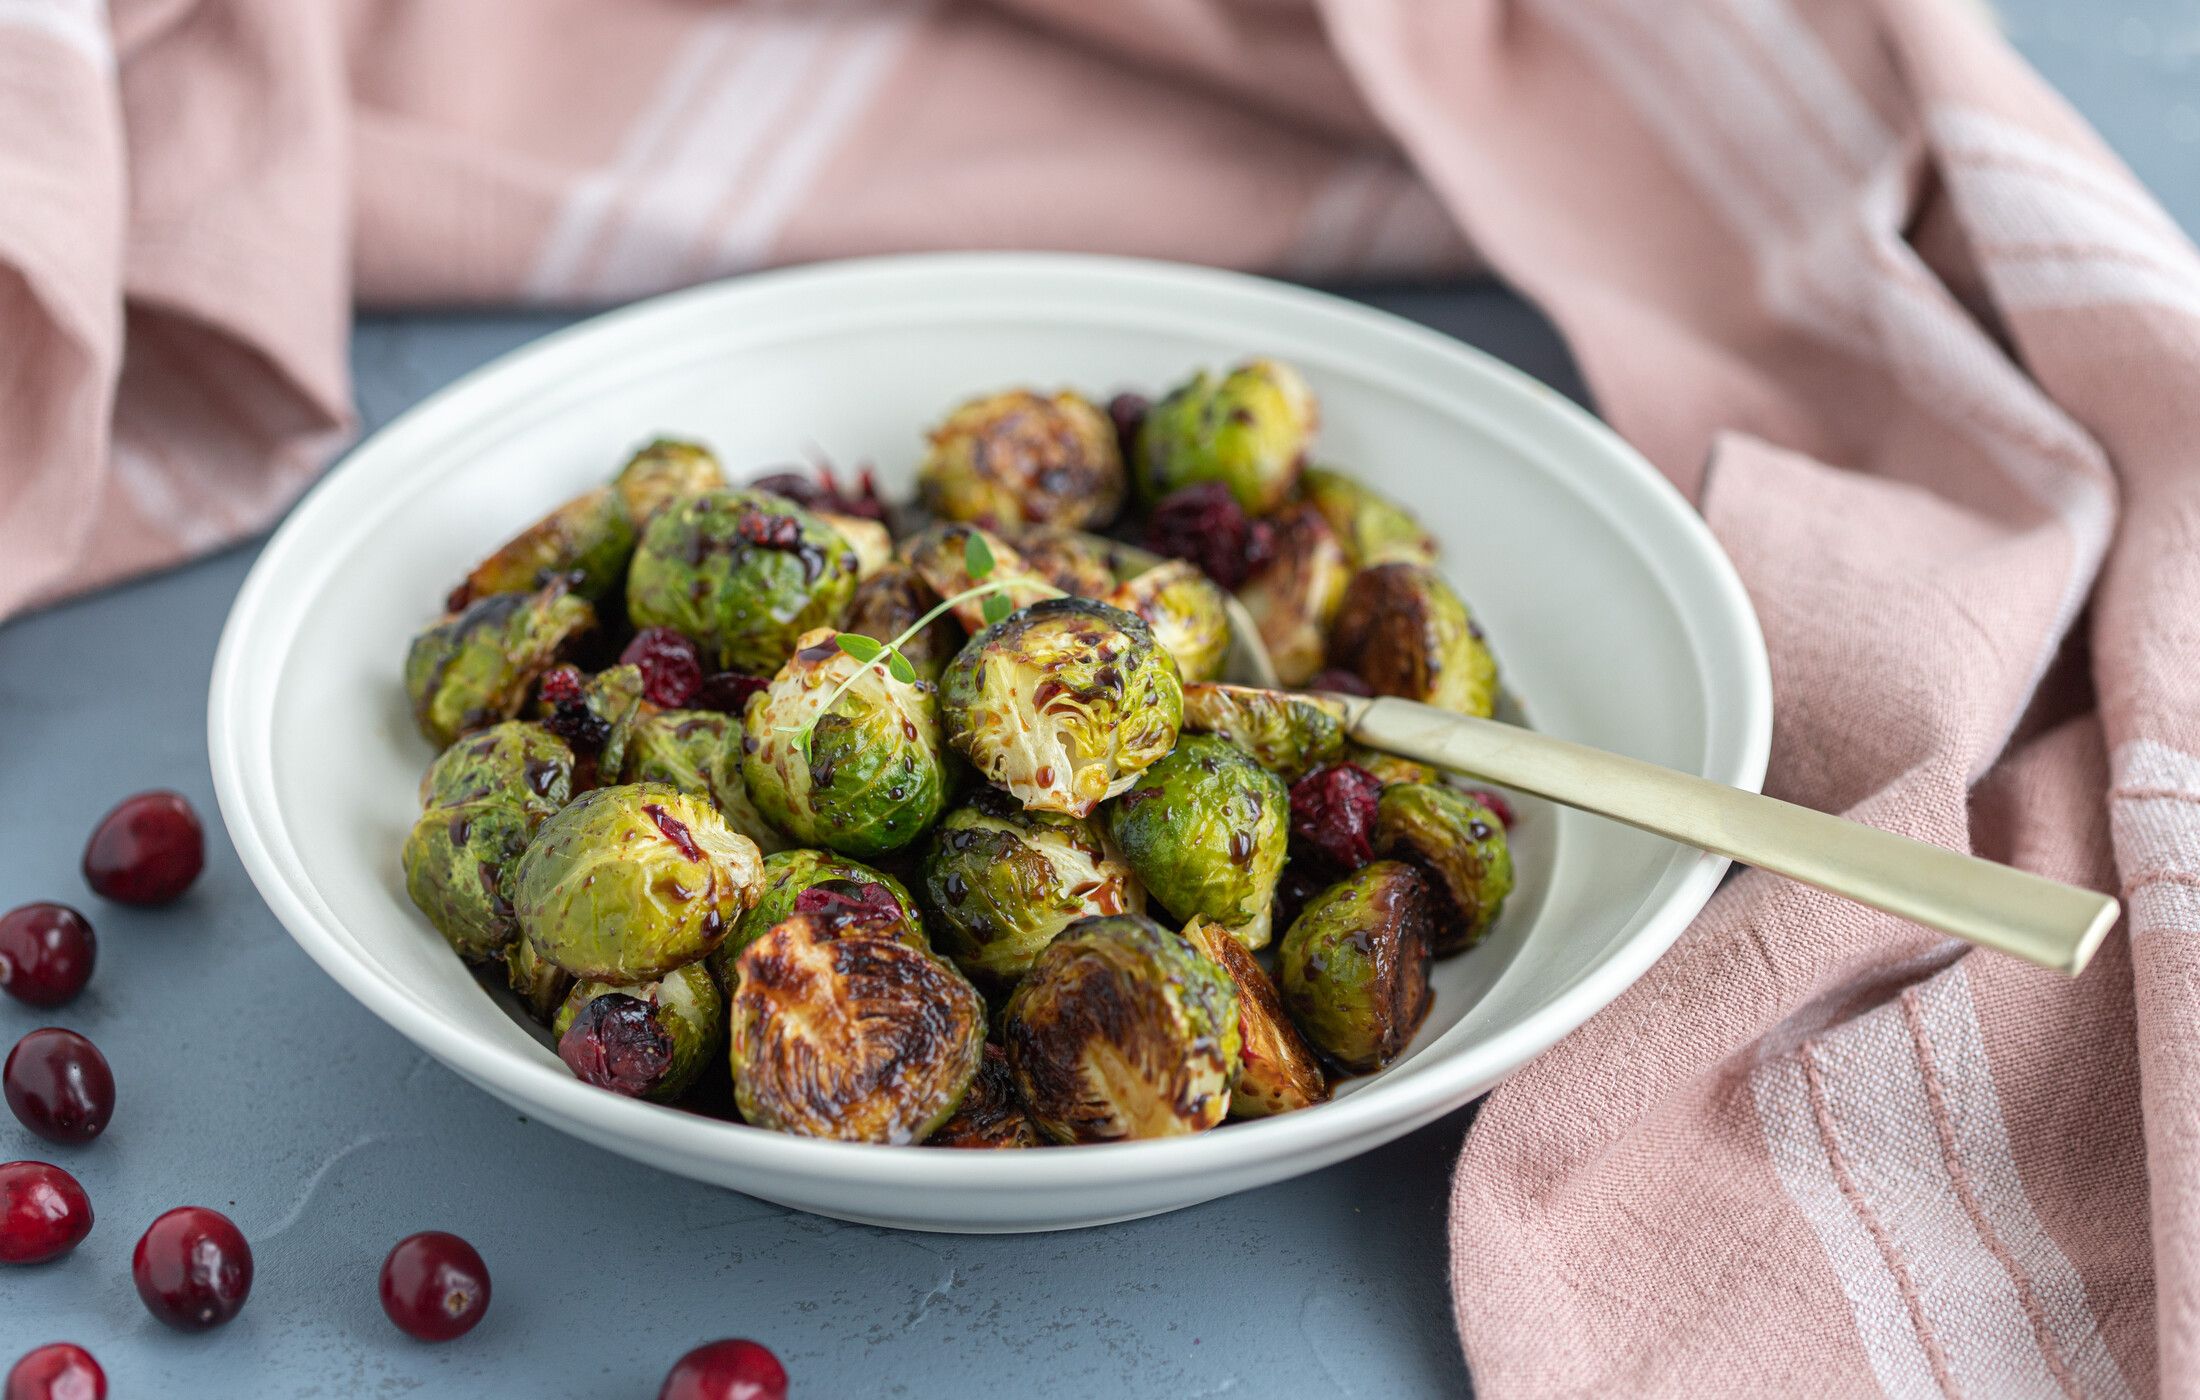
[941,598,1184,817]
[916,389,1126,530]
[927,1044,1041,1149]
[1181,683,1345,781]
[514,783,763,981]
[1277,860,1435,1073]
[418,721,574,817]
[1236,503,1350,686]
[614,438,725,525]
[1104,734,1289,949]
[1340,742,1435,788]
[716,848,925,977]
[454,486,635,606]
[727,911,987,1142]
[621,709,791,854]
[1009,526,1117,598]
[819,512,893,580]
[1108,561,1230,684]
[1374,783,1514,955]
[922,793,1144,986]
[1326,562,1498,718]
[740,628,950,858]
[840,564,961,683]
[1300,464,1438,568]
[1134,358,1317,515]
[626,489,861,676]
[404,580,596,749]
[553,961,725,1102]
[899,522,1060,633]
[1004,914,1240,1142]
[1183,917,1326,1118]
[504,936,573,1023]
[401,800,537,962]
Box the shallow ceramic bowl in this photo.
[209,254,1769,1232]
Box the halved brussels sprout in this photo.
[927,1044,1041,1149]
[898,523,1059,633]
[401,800,537,962]
[1004,914,1241,1142]
[553,961,725,1102]
[1300,464,1438,568]
[404,580,596,749]
[727,911,987,1143]
[614,438,726,525]
[454,485,635,606]
[1134,358,1317,515]
[626,489,861,676]
[1236,503,1350,687]
[922,792,1144,986]
[1180,683,1345,781]
[1182,917,1327,1118]
[1108,561,1230,684]
[916,389,1125,530]
[1277,860,1435,1073]
[514,783,763,981]
[819,512,893,581]
[1374,783,1514,955]
[1325,562,1498,718]
[621,709,791,855]
[1103,734,1289,949]
[840,564,961,683]
[941,597,1184,817]
[418,720,574,818]
[716,848,924,978]
[504,936,574,1024]
[1341,741,1434,788]
[534,663,645,778]
[1009,526,1117,598]
[740,627,950,858]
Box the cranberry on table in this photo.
[659,1339,788,1400]
[0,1162,92,1265]
[380,1231,491,1342]
[81,791,204,906]
[5,1344,104,1400]
[4,1031,114,1146]
[0,906,95,1009]
[132,1207,252,1331]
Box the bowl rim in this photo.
[209,252,1771,1193]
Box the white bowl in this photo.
[209,254,1769,1232]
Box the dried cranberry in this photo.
[132,1207,252,1331]
[380,1231,491,1342]
[81,791,203,907]
[1145,483,1275,591]
[559,995,673,1098]
[736,512,804,552]
[5,1343,103,1400]
[4,1030,114,1146]
[794,881,904,934]
[1463,788,1515,829]
[1289,764,1385,872]
[1305,669,1373,698]
[1106,392,1150,462]
[0,1162,92,1265]
[539,666,612,751]
[0,906,95,1009]
[536,666,585,707]
[620,628,704,708]
[693,672,767,715]
[659,1339,789,1400]
[751,462,885,521]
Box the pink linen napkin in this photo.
[7,2,2194,1392]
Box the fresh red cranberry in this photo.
[1305,668,1373,698]
[4,1031,114,1147]
[1144,483,1275,591]
[659,1339,789,1400]
[1289,764,1385,872]
[693,672,767,715]
[5,1344,104,1400]
[380,1231,491,1342]
[793,881,904,933]
[1463,788,1516,829]
[751,462,886,521]
[0,1162,92,1265]
[132,1207,252,1331]
[559,995,673,1098]
[620,628,705,708]
[0,906,95,1009]
[1106,391,1150,462]
[81,791,203,907]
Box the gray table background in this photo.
[3,10,2190,1396]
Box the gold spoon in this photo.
[1219,597,2117,974]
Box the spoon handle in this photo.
[1345,697,2119,974]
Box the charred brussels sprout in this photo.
[1108,561,1230,684]
[928,1044,1041,1149]
[454,486,635,606]
[941,598,1184,817]
[1104,735,1288,949]
[1004,914,1241,1142]
[626,489,860,676]
[841,564,961,683]
[1374,783,1514,955]
[718,848,923,976]
[740,628,950,858]
[404,580,596,749]
[922,794,1144,986]
[1134,358,1317,515]
[1180,683,1345,782]
[1326,562,1498,718]
[916,389,1126,530]
[553,961,725,1102]
[899,523,1059,634]
[1009,526,1118,598]
[622,709,791,855]
[1236,504,1350,686]
[418,721,574,817]
[727,911,986,1142]
[1183,917,1326,1118]
[1278,860,1435,1073]
[614,438,725,525]
[504,936,573,1023]
[514,783,763,981]
[1300,464,1438,568]
[401,800,537,962]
